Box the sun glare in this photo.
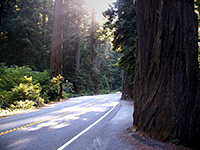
[85,0,116,23]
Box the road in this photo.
[0,94,127,150]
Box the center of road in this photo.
[0,97,107,136]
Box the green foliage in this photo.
[98,89,110,94]
[103,0,136,98]
[10,100,36,110]
[11,83,44,106]
[0,64,51,96]
[62,0,122,95]
[0,65,45,108]
[0,0,122,98]
[97,42,122,93]
[48,74,64,101]
[0,0,53,70]
[0,64,32,91]
[0,65,68,110]
[0,83,43,109]
[104,0,136,81]
[0,90,12,109]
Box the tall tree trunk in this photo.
[50,0,63,75]
[50,0,63,98]
[41,3,46,45]
[90,8,98,94]
[75,18,81,73]
[133,0,200,147]
[63,10,70,79]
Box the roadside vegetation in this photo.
[0,64,73,115]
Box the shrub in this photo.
[0,64,70,110]
[10,100,36,110]
[0,64,33,91]
[11,83,44,106]
[0,65,47,108]
[48,74,64,101]
[0,90,13,109]
[99,89,110,94]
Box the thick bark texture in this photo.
[50,0,63,76]
[133,0,200,147]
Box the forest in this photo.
[0,0,125,111]
[0,0,200,148]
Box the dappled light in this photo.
[20,96,118,133]
[7,138,30,148]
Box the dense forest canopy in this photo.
[0,0,53,71]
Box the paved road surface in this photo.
[0,94,130,150]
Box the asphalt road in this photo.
[0,94,124,150]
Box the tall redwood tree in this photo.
[133,0,200,147]
[50,0,63,76]
[90,8,98,94]
[50,0,63,98]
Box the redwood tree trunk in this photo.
[90,8,98,94]
[50,0,63,98]
[75,18,81,73]
[50,0,63,76]
[133,0,200,147]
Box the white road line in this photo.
[57,101,119,150]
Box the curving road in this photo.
[0,94,123,150]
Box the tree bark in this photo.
[121,69,133,100]
[63,8,69,79]
[50,0,63,99]
[75,18,81,73]
[133,0,200,147]
[90,8,98,94]
[50,0,63,76]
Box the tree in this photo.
[0,0,53,71]
[62,0,90,93]
[75,17,81,73]
[97,37,122,93]
[50,0,63,98]
[90,9,98,94]
[133,0,200,147]
[103,0,136,100]
[50,0,63,76]
[63,0,83,73]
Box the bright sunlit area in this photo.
[85,0,116,23]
